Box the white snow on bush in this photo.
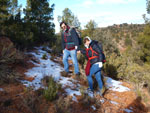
[105,77,130,92]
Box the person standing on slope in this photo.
[60,21,80,76]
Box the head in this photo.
[83,36,91,48]
[60,21,68,31]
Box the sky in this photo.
[18,0,147,33]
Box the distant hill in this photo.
[92,23,145,52]
[97,23,145,40]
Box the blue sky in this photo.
[18,0,147,33]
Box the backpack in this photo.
[70,27,82,45]
[97,42,106,63]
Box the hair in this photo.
[60,21,67,27]
[83,37,90,44]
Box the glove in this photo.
[75,46,78,50]
[98,62,103,68]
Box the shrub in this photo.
[0,65,20,84]
[0,40,24,64]
[54,97,72,113]
[0,40,24,84]
[42,53,47,60]
[125,37,132,46]
[43,76,59,101]
[23,88,45,113]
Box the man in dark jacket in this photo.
[60,21,80,76]
[80,36,104,96]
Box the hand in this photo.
[77,50,81,54]
[98,62,103,68]
[63,50,64,54]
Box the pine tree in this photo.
[23,0,55,44]
[0,0,10,21]
[58,8,80,28]
[83,20,97,37]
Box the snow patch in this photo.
[22,47,81,99]
[100,99,105,103]
[65,88,81,96]
[22,47,64,90]
[91,105,96,110]
[22,46,131,103]
[72,96,78,102]
[110,100,118,105]
[124,108,133,113]
[105,77,130,92]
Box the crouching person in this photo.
[80,36,105,96]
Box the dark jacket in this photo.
[61,27,79,50]
[81,40,103,66]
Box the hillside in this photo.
[0,38,149,112]
[94,23,145,51]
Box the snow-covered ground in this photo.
[22,46,130,104]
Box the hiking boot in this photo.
[85,88,94,97]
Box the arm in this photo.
[79,49,88,60]
[80,49,86,55]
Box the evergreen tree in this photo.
[0,0,11,34]
[23,0,55,44]
[58,8,80,28]
[0,0,10,21]
[83,20,97,37]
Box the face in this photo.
[84,40,90,47]
[61,23,67,31]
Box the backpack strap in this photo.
[86,46,99,61]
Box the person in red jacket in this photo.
[60,21,80,76]
[80,36,104,96]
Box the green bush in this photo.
[43,76,59,101]
[125,37,132,46]
[42,53,47,60]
